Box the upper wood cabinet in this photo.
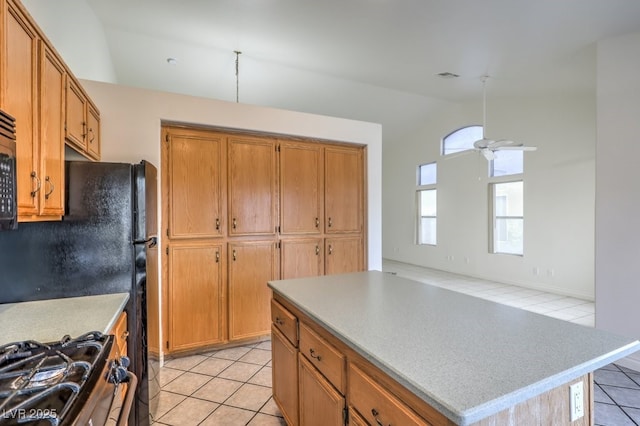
[165,129,225,239]
[279,142,323,235]
[65,76,100,160]
[325,146,363,234]
[228,136,277,236]
[1,0,65,220]
[325,236,363,275]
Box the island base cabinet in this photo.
[298,353,345,426]
[272,326,299,426]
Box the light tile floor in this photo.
[154,260,639,425]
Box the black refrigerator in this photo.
[0,160,159,425]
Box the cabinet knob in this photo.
[232,218,237,229]
[371,409,386,426]
[315,245,320,256]
[215,251,220,263]
[328,245,333,255]
[315,217,319,228]
[216,218,220,230]
[233,249,237,261]
[328,217,333,228]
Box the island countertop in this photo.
[268,271,640,425]
[0,293,129,346]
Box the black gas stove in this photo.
[0,332,135,426]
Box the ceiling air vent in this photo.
[436,72,459,79]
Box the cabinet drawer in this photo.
[299,322,346,394]
[349,363,430,426]
[271,299,298,347]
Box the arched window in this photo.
[441,125,482,155]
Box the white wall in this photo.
[596,32,640,371]
[383,94,596,300]
[81,80,382,271]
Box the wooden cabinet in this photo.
[1,0,100,221]
[65,76,100,160]
[348,407,368,426]
[228,136,277,236]
[325,236,363,276]
[162,126,365,353]
[324,146,363,234]
[281,238,323,279]
[271,300,299,425]
[349,363,430,426]
[299,354,345,426]
[279,142,323,235]
[166,129,225,239]
[228,241,278,341]
[167,243,225,351]
[299,322,346,394]
[111,311,129,358]
[272,325,299,425]
[1,0,65,220]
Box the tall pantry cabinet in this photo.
[162,126,366,353]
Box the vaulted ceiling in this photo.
[32,1,640,140]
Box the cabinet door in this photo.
[2,0,39,216]
[280,142,323,235]
[281,239,323,279]
[65,77,86,151]
[167,131,225,239]
[228,137,277,236]
[325,237,363,276]
[324,146,363,234]
[86,104,100,160]
[272,325,299,426]
[39,41,65,217]
[298,353,345,426]
[168,244,224,351]
[228,241,278,340]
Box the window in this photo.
[417,163,436,245]
[491,181,523,255]
[491,150,523,177]
[442,125,483,155]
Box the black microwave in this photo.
[0,110,17,230]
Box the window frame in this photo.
[489,178,524,256]
[441,125,483,156]
[416,162,437,246]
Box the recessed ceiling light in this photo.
[436,72,459,79]
[166,57,178,65]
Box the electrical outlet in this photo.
[569,381,584,421]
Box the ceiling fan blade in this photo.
[482,149,495,160]
[473,138,494,149]
[490,139,519,148]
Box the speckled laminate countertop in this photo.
[0,293,129,346]
[268,271,640,425]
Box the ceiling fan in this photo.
[468,76,537,161]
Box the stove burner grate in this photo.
[0,332,107,425]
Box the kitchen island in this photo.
[0,293,129,346]
[268,271,640,425]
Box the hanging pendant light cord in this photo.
[481,75,488,138]
[234,50,242,103]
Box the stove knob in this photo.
[110,365,129,384]
[118,356,131,368]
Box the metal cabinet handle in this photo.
[309,348,322,361]
[315,217,319,228]
[232,218,237,229]
[215,251,220,263]
[232,249,237,261]
[44,176,54,200]
[30,172,41,197]
[315,245,320,255]
[328,244,333,255]
[275,317,284,326]
[88,127,95,143]
[82,122,87,139]
[371,409,387,426]
[216,218,220,230]
[328,217,332,228]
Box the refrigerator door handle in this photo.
[133,236,157,248]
